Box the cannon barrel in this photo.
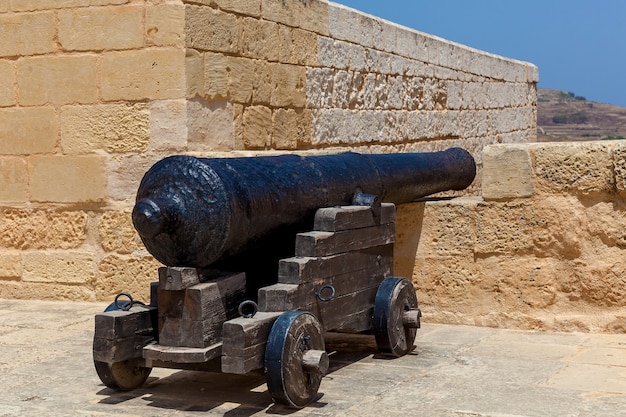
[132,148,476,269]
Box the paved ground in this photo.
[1,299,626,417]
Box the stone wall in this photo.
[0,0,537,303]
[397,141,626,333]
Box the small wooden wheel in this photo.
[373,277,421,357]
[265,311,328,408]
[94,360,152,391]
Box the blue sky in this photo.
[332,1,626,107]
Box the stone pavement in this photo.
[1,299,626,417]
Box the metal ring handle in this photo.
[316,285,335,302]
[114,292,134,311]
[238,300,258,318]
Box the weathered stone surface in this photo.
[149,99,188,150]
[96,254,162,301]
[0,12,56,57]
[0,210,87,250]
[60,103,150,154]
[30,155,107,203]
[0,60,15,106]
[17,55,98,105]
[482,144,534,199]
[532,142,614,194]
[262,0,329,36]
[243,105,271,149]
[99,211,142,254]
[185,5,238,53]
[611,140,626,192]
[0,251,21,280]
[0,157,28,203]
[22,251,94,284]
[187,98,234,151]
[101,48,185,101]
[0,107,57,154]
[58,5,144,51]
[146,3,185,47]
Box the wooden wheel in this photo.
[265,311,329,408]
[94,359,152,391]
[373,277,421,357]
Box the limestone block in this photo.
[99,211,142,254]
[271,108,298,150]
[30,155,107,203]
[185,5,238,53]
[0,12,56,57]
[60,103,150,154]
[252,60,272,104]
[17,55,98,105]
[11,0,127,11]
[239,17,279,61]
[107,153,164,202]
[0,209,87,250]
[0,107,57,154]
[290,28,318,66]
[532,142,614,194]
[327,3,358,43]
[332,70,351,109]
[202,52,228,99]
[271,108,311,150]
[316,36,334,67]
[186,49,204,98]
[58,5,144,51]
[101,48,185,101]
[0,251,21,279]
[270,63,306,108]
[149,99,188,151]
[146,3,185,47]
[262,0,329,36]
[0,60,15,106]
[96,254,162,301]
[22,251,94,284]
[233,103,244,150]
[226,56,254,103]
[305,67,333,109]
[0,157,27,203]
[187,98,234,152]
[482,144,534,200]
[215,0,261,17]
[611,141,626,192]
[243,105,271,149]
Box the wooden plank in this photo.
[94,305,156,340]
[93,334,153,363]
[304,285,380,332]
[314,203,395,231]
[143,342,222,364]
[295,223,395,257]
[158,272,246,348]
[278,244,393,284]
[221,312,281,374]
[259,263,389,313]
[158,266,200,290]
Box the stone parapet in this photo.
[397,141,626,332]
[0,0,536,306]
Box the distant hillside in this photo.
[537,89,626,141]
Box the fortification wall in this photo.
[0,0,537,304]
[397,141,626,333]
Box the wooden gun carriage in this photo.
[92,149,476,408]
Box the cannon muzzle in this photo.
[132,148,476,269]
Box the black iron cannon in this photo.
[94,148,476,408]
[132,148,476,270]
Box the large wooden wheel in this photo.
[94,359,152,391]
[265,311,329,408]
[373,277,421,357]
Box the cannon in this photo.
[93,148,476,408]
